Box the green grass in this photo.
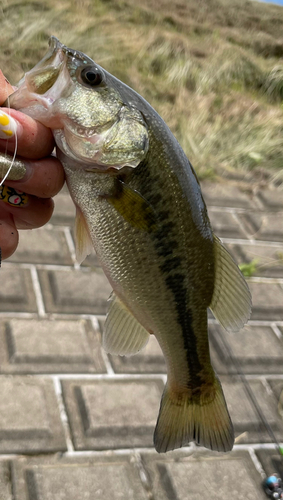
[239,259,259,277]
[1,0,283,183]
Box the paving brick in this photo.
[239,212,283,241]
[256,449,283,479]
[209,324,283,375]
[0,266,37,313]
[0,462,12,500]
[12,455,148,500]
[228,242,283,278]
[248,282,283,320]
[142,450,266,500]
[207,209,246,238]
[201,182,255,208]
[0,376,66,453]
[50,188,76,225]
[7,227,72,265]
[257,189,283,212]
[108,335,166,374]
[222,379,283,444]
[62,378,164,450]
[0,319,106,374]
[38,268,112,314]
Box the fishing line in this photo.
[219,331,283,461]
[0,89,18,187]
[0,132,17,187]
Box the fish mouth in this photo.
[5,37,66,124]
[5,36,96,128]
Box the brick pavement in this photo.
[1,181,283,499]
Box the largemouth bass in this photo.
[7,37,251,453]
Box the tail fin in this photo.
[154,377,234,453]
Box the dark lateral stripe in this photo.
[131,158,206,389]
[164,272,204,389]
[152,207,204,388]
[154,225,179,258]
[159,256,182,274]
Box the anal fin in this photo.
[103,293,150,356]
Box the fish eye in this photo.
[80,66,103,86]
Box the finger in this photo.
[0,209,18,260]
[0,191,54,229]
[0,108,55,159]
[0,153,65,198]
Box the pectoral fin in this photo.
[74,207,93,264]
[210,235,252,332]
[106,179,157,232]
[103,293,150,356]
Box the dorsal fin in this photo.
[103,293,150,356]
[210,235,252,332]
[74,207,93,264]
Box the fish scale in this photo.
[7,36,251,453]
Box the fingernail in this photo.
[0,184,29,206]
[0,153,27,181]
[0,110,18,139]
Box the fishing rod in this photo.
[219,331,283,498]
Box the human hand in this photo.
[0,70,65,259]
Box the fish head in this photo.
[8,37,149,170]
